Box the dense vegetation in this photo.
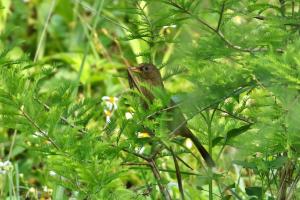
[1,0,300,199]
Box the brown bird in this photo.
[128,63,215,167]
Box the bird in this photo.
[128,63,215,167]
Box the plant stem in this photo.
[20,107,60,150]
[206,109,216,200]
[207,113,213,200]
[149,159,172,200]
[216,1,226,32]
[74,0,104,97]
[7,130,17,160]
[34,0,56,62]
[200,112,212,199]
[170,147,185,200]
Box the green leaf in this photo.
[268,156,287,169]
[226,124,252,143]
[245,186,263,199]
[232,160,257,169]
[212,136,224,147]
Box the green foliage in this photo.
[1,0,300,199]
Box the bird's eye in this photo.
[143,66,149,72]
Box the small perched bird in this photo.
[128,63,215,167]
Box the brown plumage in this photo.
[128,63,215,167]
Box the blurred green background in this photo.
[1,0,300,199]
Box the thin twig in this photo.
[215,108,254,124]
[254,15,299,27]
[129,166,208,177]
[170,147,185,200]
[127,68,144,95]
[165,0,284,53]
[217,1,226,32]
[151,86,255,159]
[149,159,172,200]
[34,0,56,62]
[287,169,300,200]
[120,147,150,161]
[34,97,89,134]
[121,162,150,166]
[173,155,193,170]
[101,29,131,67]
[292,1,295,16]
[278,159,294,200]
[19,107,60,150]
[74,0,104,96]
[72,0,132,32]
[279,0,286,17]
[136,102,182,125]
[120,145,171,199]
[7,130,17,160]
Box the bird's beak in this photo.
[128,66,141,73]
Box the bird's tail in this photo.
[185,129,215,167]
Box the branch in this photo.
[34,97,89,135]
[128,166,208,177]
[120,147,150,161]
[149,158,172,200]
[287,169,300,200]
[119,144,174,199]
[120,145,172,200]
[217,1,226,32]
[254,15,300,27]
[165,0,284,53]
[170,147,185,200]
[136,102,182,125]
[279,0,286,17]
[19,106,60,150]
[150,85,255,158]
[121,162,150,166]
[292,1,295,16]
[215,108,254,124]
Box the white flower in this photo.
[125,112,133,120]
[33,131,48,138]
[104,109,113,123]
[43,186,53,194]
[70,191,79,200]
[49,170,57,176]
[167,182,178,189]
[102,96,119,110]
[0,160,10,167]
[232,16,245,25]
[102,96,119,124]
[28,187,36,193]
[220,112,229,117]
[224,98,233,104]
[0,160,13,174]
[135,147,145,154]
[162,24,177,29]
[43,186,48,192]
[246,99,255,107]
[26,141,32,146]
[185,138,193,149]
[49,170,69,182]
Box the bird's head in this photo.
[128,63,163,86]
